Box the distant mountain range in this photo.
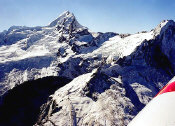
[0,11,175,126]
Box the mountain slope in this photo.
[0,11,175,126]
[0,11,116,97]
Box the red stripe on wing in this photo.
[155,81,175,97]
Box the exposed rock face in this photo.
[0,11,175,126]
[157,20,175,71]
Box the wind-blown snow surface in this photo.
[0,11,175,125]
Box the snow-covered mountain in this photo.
[0,11,175,126]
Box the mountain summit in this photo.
[153,20,175,36]
[0,11,175,126]
[49,11,85,31]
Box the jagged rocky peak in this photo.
[49,11,86,31]
[153,20,175,36]
[157,20,175,71]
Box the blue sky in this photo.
[0,0,175,33]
